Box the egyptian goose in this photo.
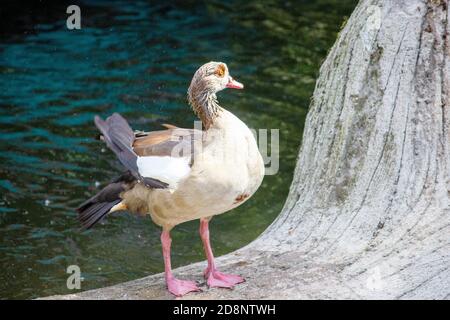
[77,62,265,296]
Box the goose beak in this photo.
[226,76,244,89]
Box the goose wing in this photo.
[95,113,202,189]
[132,127,203,188]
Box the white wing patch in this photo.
[136,156,191,188]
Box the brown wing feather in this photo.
[161,123,178,129]
[133,130,174,150]
[132,128,202,160]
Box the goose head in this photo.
[188,62,243,128]
[188,61,243,95]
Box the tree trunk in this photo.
[46,0,449,300]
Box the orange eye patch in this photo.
[215,64,226,77]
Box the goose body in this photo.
[124,109,264,227]
[78,62,265,296]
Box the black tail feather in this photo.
[77,200,120,229]
[77,172,135,230]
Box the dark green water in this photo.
[0,0,356,299]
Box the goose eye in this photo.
[215,64,225,78]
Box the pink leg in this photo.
[161,230,201,296]
[199,218,245,288]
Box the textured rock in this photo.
[43,0,450,300]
